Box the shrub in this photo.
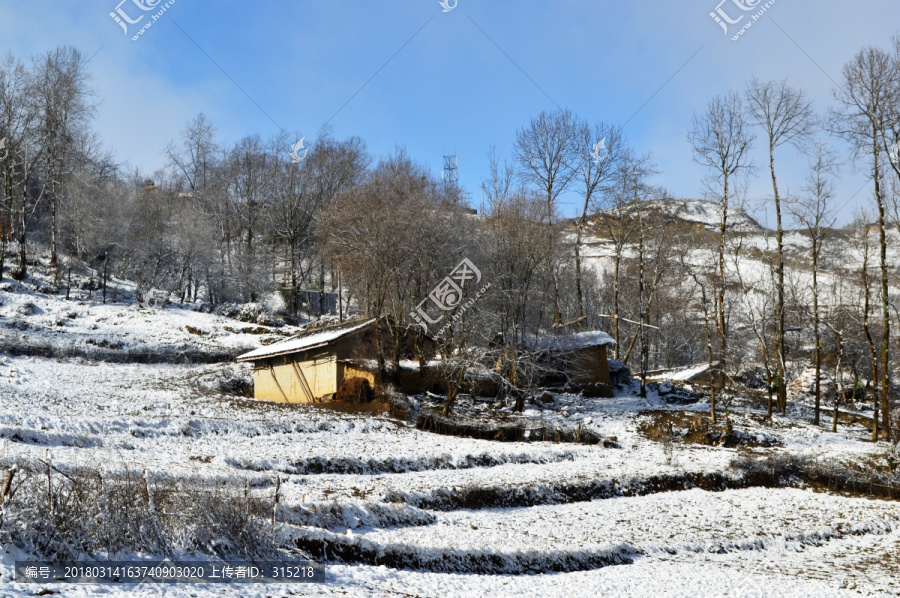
[730,453,900,499]
[0,463,279,560]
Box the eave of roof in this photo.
[533,330,617,351]
[236,318,374,363]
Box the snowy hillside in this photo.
[0,269,300,364]
[611,198,764,233]
[1,265,898,597]
[576,198,900,387]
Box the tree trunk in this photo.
[47,136,59,270]
[638,211,647,398]
[547,187,562,326]
[873,137,893,441]
[14,189,27,280]
[691,275,717,425]
[102,249,109,304]
[770,147,788,417]
[715,175,729,400]
[442,367,467,417]
[812,238,821,425]
[862,231,879,441]
[48,185,57,268]
[832,330,843,433]
[613,251,620,359]
[574,225,584,329]
[0,175,7,281]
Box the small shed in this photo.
[535,330,617,387]
[236,318,377,403]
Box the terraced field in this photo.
[1,346,898,597]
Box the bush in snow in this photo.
[279,501,436,530]
[0,281,25,293]
[213,302,283,327]
[17,301,37,316]
[887,442,900,474]
[201,364,253,397]
[0,463,280,560]
[237,303,262,323]
[6,317,29,331]
[262,291,287,316]
[255,312,282,327]
[213,303,251,321]
[730,453,900,499]
[734,366,768,390]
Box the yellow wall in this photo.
[252,352,338,403]
[339,363,378,388]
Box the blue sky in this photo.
[2,1,898,225]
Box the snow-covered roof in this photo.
[236,318,374,362]
[533,330,616,351]
[663,362,711,381]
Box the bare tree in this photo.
[572,120,624,327]
[883,39,900,435]
[847,214,882,439]
[732,229,777,420]
[790,144,838,426]
[267,133,368,313]
[680,231,720,421]
[166,113,219,195]
[830,47,895,441]
[0,52,40,281]
[220,135,271,301]
[482,189,555,411]
[165,114,234,303]
[616,156,662,396]
[689,92,755,422]
[882,34,900,188]
[323,149,451,376]
[67,173,130,303]
[592,149,648,357]
[746,77,816,416]
[515,109,577,325]
[823,313,846,434]
[481,150,555,409]
[31,46,97,269]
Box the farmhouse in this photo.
[534,330,617,393]
[237,318,618,403]
[236,318,378,403]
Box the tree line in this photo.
[1,35,899,436]
[685,34,900,440]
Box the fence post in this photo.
[271,475,281,529]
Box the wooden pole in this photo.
[267,363,290,402]
[271,475,281,529]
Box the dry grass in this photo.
[638,410,779,448]
[0,462,280,560]
[731,453,900,501]
[415,409,614,445]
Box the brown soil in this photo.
[638,410,779,448]
[314,400,394,417]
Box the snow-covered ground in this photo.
[0,274,299,363]
[1,269,899,597]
